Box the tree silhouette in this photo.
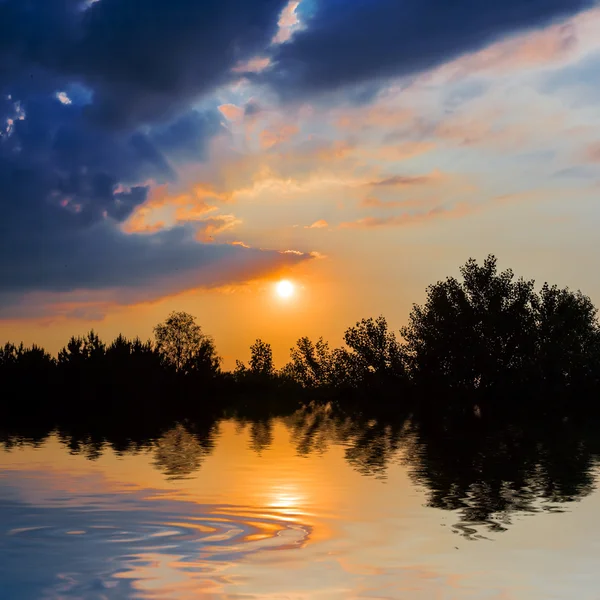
[401,256,539,393]
[249,339,274,376]
[342,316,407,387]
[536,283,600,389]
[281,337,338,388]
[235,339,275,380]
[400,255,600,404]
[154,312,221,377]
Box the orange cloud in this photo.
[195,215,242,242]
[123,183,235,233]
[218,103,244,122]
[305,219,329,229]
[260,124,300,149]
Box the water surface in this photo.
[1,409,600,599]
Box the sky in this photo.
[2,0,600,367]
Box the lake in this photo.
[1,405,600,599]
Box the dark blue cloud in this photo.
[0,95,309,305]
[265,0,595,97]
[0,0,312,315]
[0,0,289,127]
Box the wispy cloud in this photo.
[367,170,444,187]
[339,203,476,229]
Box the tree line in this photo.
[2,255,600,416]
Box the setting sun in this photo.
[275,280,295,299]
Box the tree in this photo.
[536,283,600,389]
[401,255,538,392]
[235,339,275,380]
[343,316,406,385]
[153,312,221,376]
[58,330,106,366]
[281,337,336,388]
[249,339,274,376]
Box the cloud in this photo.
[218,104,245,122]
[339,203,476,229]
[195,215,242,242]
[305,219,329,229]
[273,0,302,44]
[0,22,308,320]
[264,0,594,97]
[0,96,250,300]
[260,124,300,148]
[231,57,272,74]
[0,239,313,319]
[425,8,600,82]
[582,142,600,162]
[0,1,334,318]
[0,0,289,128]
[361,197,427,210]
[368,171,444,187]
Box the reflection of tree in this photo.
[282,405,600,535]
[402,415,599,537]
[248,419,273,454]
[153,423,217,480]
[284,405,409,479]
[343,419,408,479]
[284,404,343,456]
[2,401,599,539]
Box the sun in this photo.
[275,280,295,299]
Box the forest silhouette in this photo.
[3,255,600,420]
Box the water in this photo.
[1,407,600,599]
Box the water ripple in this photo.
[0,495,312,599]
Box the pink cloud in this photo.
[231,57,271,74]
[273,1,301,44]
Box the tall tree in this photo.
[248,339,274,377]
[401,255,538,391]
[154,312,221,376]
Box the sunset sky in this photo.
[2,0,600,367]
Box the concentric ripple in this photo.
[4,500,310,551]
[0,495,312,598]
